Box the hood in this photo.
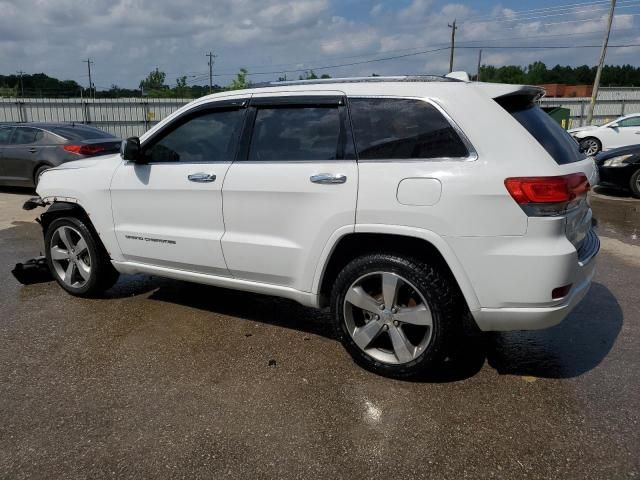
[568,125,598,134]
[595,144,640,162]
[51,154,121,171]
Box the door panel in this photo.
[111,161,232,275]
[110,102,248,275]
[221,93,358,291]
[2,127,40,185]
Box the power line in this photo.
[462,0,637,22]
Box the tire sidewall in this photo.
[630,169,640,198]
[45,217,101,296]
[331,254,449,378]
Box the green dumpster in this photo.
[541,107,571,130]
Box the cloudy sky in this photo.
[1,0,639,90]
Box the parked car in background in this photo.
[595,144,640,198]
[0,123,120,188]
[30,76,600,378]
[569,113,640,156]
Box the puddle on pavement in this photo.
[591,194,639,246]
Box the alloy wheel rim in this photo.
[583,139,599,156]
[50,225,91,288]
[343,271,433,365]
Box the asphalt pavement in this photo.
[0,187,638,479]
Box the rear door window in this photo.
[10,127,39,145]
[248,106,341,161]
[500,101,585,164]
[348,98,470,160]
[0,127,13,145]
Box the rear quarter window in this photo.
[348,98,470,160]
[52,126,115,141]
[500,100,585,165]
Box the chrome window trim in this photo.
[347,95,478,163]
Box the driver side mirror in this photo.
[608,122,619,128]
[121,137,142,162]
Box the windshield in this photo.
[500,101,586,165]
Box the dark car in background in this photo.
[0,123,121,188]
[595,144,640,198]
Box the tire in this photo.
[34,165,50,187]
[630,169,640,198]
[44,216,119,297]
[330,253,461,378]
[579,137,601,156]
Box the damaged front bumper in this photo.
[22,196,47,211]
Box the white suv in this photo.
[32,76,599,377]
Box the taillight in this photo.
[504,173,590,216]
[64,144,107,155]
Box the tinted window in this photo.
[143,109,245,163]
[618,116,640,127]
[506,104,585,164]
[349,98,469,160]
[11,127,38,145]
[248,107,341,161]
[0,127,13,145]
[52,125,115,140]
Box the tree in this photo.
[228,68,249,90]
[299,70,319,80]
[139,68,166,92]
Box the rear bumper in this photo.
[471,249,597,331]
[447,225,600,332]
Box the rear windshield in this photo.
[500,101,585,165]
[52,125,116,141]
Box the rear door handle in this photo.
[188,173,216,183]
[310,173,347,184]
[29,148,38,153]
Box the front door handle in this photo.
[310,173,347,184]
[188,173,216,183]
[29,148,38,153]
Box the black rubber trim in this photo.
[249,95,344,107]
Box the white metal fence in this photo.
[2,87,640,137]
[0,97,190,138]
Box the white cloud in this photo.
[0,0,637,89]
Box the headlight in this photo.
[603,154,633,167]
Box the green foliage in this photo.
[478,62,640,86]
[228,68,250,90]
[0,72,83,97]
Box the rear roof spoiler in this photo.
[473,82,545,101]
[473,83,545,110]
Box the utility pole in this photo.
[16,70,25,97]
[586,0,616,125]
[83,58,94,99]
[206,52,216,94]
[448,19,457,73]
[476,49,482,81]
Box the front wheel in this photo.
[579,137,601,156]
[330,254,460,378]
[630,169,640,198]
[45,216,119,297]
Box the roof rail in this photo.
[251,75,460,88]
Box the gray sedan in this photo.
[0,123,121,187]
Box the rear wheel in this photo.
[45,217,119,296]
[34,165,50,187]
[630,169,640,198]
[331,253,459,378]
[579,137,601,156]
